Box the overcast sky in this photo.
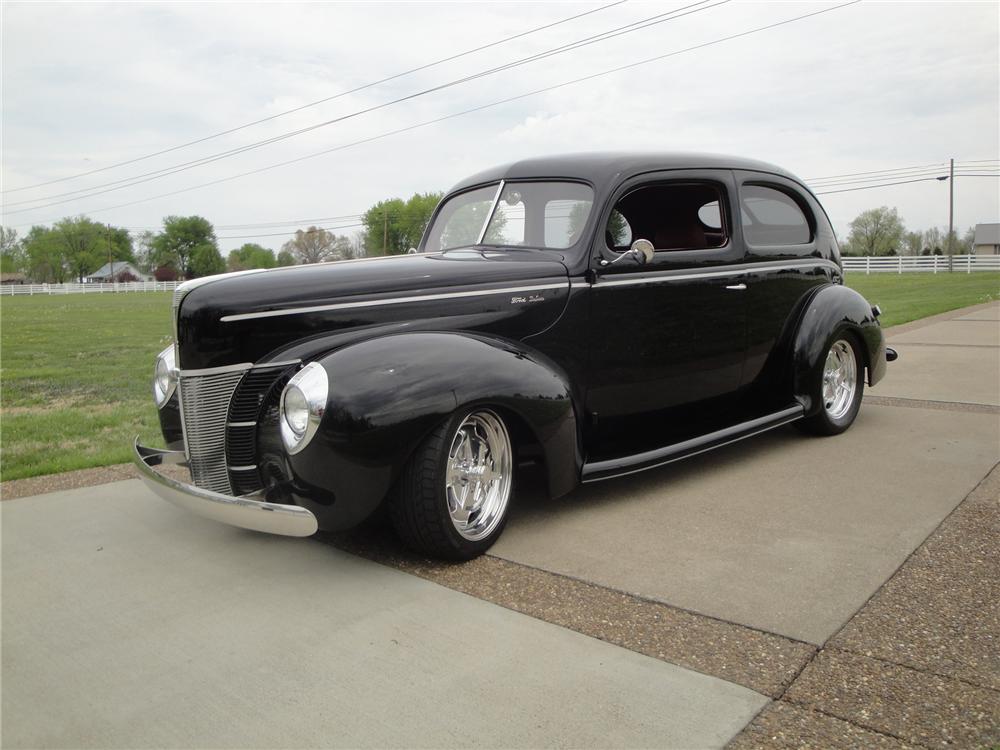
[2,1,997,253]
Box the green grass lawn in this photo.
[1,272,998,482]
[1,293,173,481]
[845,272,1000,328]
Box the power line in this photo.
[144,158,998,234]
[808,167,997,188]
[217,223,366,240]
[2,0,726,212]
[7,0,861,228]
[805,161,996,184]
[814,174,999,196]
[1,0,629,195]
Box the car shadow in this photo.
[318,422,811,566]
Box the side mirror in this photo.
[629,239,654,264]
[407,247,418,255]
[601,238,654,267]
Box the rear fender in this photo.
[792,284,887,414]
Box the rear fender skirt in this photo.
[285,332,579,530]
[791,284,887,414]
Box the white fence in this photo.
[0,281,180,296]
[841,254,1000,274]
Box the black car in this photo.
[136,152,894,559]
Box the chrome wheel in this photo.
[822,339,858,420]
[445,410,512,541]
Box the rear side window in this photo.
[741,185,812,246]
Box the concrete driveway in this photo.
[3,301,998,749]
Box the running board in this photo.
[581,404,805,483]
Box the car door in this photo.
[584,170,748,459]
[734,173,841,401]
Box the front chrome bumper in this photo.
[133,439,318,537]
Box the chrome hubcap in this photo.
[445,410,512,541]
[822,339,857,420]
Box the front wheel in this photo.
[389,408,514,560]
[796,334,865,436]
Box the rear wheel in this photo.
[389,408,514,560]
[796,333,865,436]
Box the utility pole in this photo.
[107,224,114,283]
[383,207,388,255]
[947,157,954,272]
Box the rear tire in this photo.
[389,408,514,560]
[796,332,865,436]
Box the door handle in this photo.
[725,283,747,291]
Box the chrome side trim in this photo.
[219,281,570,323]
[133,440,317,537]
[593,260,840,289]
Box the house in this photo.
[972,223,1000,255]
[0,272,26,285]
[84,261,151,282]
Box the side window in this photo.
[605,209,632,249]
[607,183,728,252]
[740,184,812,245]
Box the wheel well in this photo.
[490,406,544,466]
[841,327,871,385]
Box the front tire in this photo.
[389,408,514,560]
[796,333,865,436]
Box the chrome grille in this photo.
[179,368,249,494]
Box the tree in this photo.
[362,192,442,255]
[281,227,354,264]
[923,227,944,255]
[961,226,976,252]
[189,243,225,277]
[904,231,923,256]
[227,243,276,271]
[133,230,157,273]
[0,226,24,274]
[52,217,108,282]
[843,207,905,257]
[276,249,296,267]
[153,265,178,281]
[152,216,217,278]
[21,226,67,282]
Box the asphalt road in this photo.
[3,301,998,749]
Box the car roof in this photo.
[448,152,803,193]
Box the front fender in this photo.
[792,284,887,414]
[287,332,579,530]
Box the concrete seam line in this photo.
[885,342,1000,348]
[774,694,938,750]
[323,533,813,697]
[863,395,1000,414]
[822,461,1000,648]
[824,645,1000,696]
[485,554,821,648]
[881,299,1000,337]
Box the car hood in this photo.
[176,250,570,369]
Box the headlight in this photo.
[280,362,328,454]
[152,345,177,408]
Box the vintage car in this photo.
[135,152,896,559]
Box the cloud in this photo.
[2,1,996,248]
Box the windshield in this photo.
[424,181,594,252]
